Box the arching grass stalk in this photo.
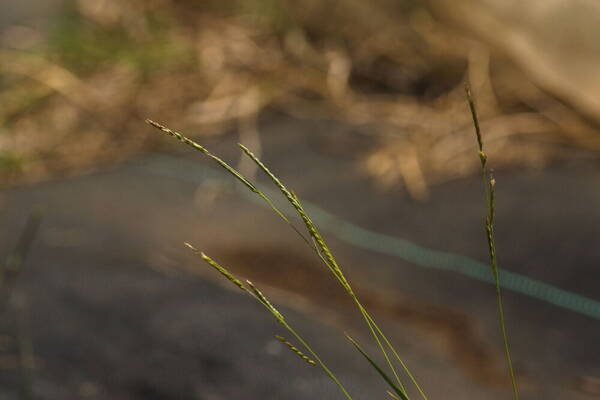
[146,120,426,399]
[145,120,315,251]
[239,143,428,400]
[465,84,519,400]
[185,243,354,400]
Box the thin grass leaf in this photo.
[387,390,402,400]
[359,304,429,399]
[345,334,409,400]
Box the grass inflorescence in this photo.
[147,85,519,398]
[185,241,353,399]
[466,83,519,400]
[275,335,317,366]
[147,118,425,399]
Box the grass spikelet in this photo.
[184,243,247,293]
[246,280,284,323]
[184,244,353,399]
[238,143,352,293]
[275,335,316,366]
[465,83,519,400]
[149,120,422,399]
[239,142,424,399]
[147,120,314,249]
[146,120,258,193]
[244,279,353,399]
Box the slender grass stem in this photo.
[1,209,43,292]
[355,297,407,396]
[357,303,428,400]
[312,241,412,398]
[248,282,355,400]
[146,120,316,250]
[188,245,354,400]
[239,143,428,399]
[465,83,519,400]
[16,302,34,400]
[148,119,425,399]
[254,288,354,400]
[284,322,354,400]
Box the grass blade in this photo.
[346,334,409,400]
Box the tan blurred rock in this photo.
[430,0,600,122]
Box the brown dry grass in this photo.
[1,0,598,195]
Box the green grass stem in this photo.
[147,120,318,256]
[239,142,428,399]
[465,83,519,400]
[148,119,427,399]
[185,243,354,400]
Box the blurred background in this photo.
[0,0,600,398]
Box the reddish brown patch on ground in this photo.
[191,245,509,387]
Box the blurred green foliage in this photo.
[47,5,195,76]
[0,151,23,173]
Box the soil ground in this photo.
[0,116,599,399]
